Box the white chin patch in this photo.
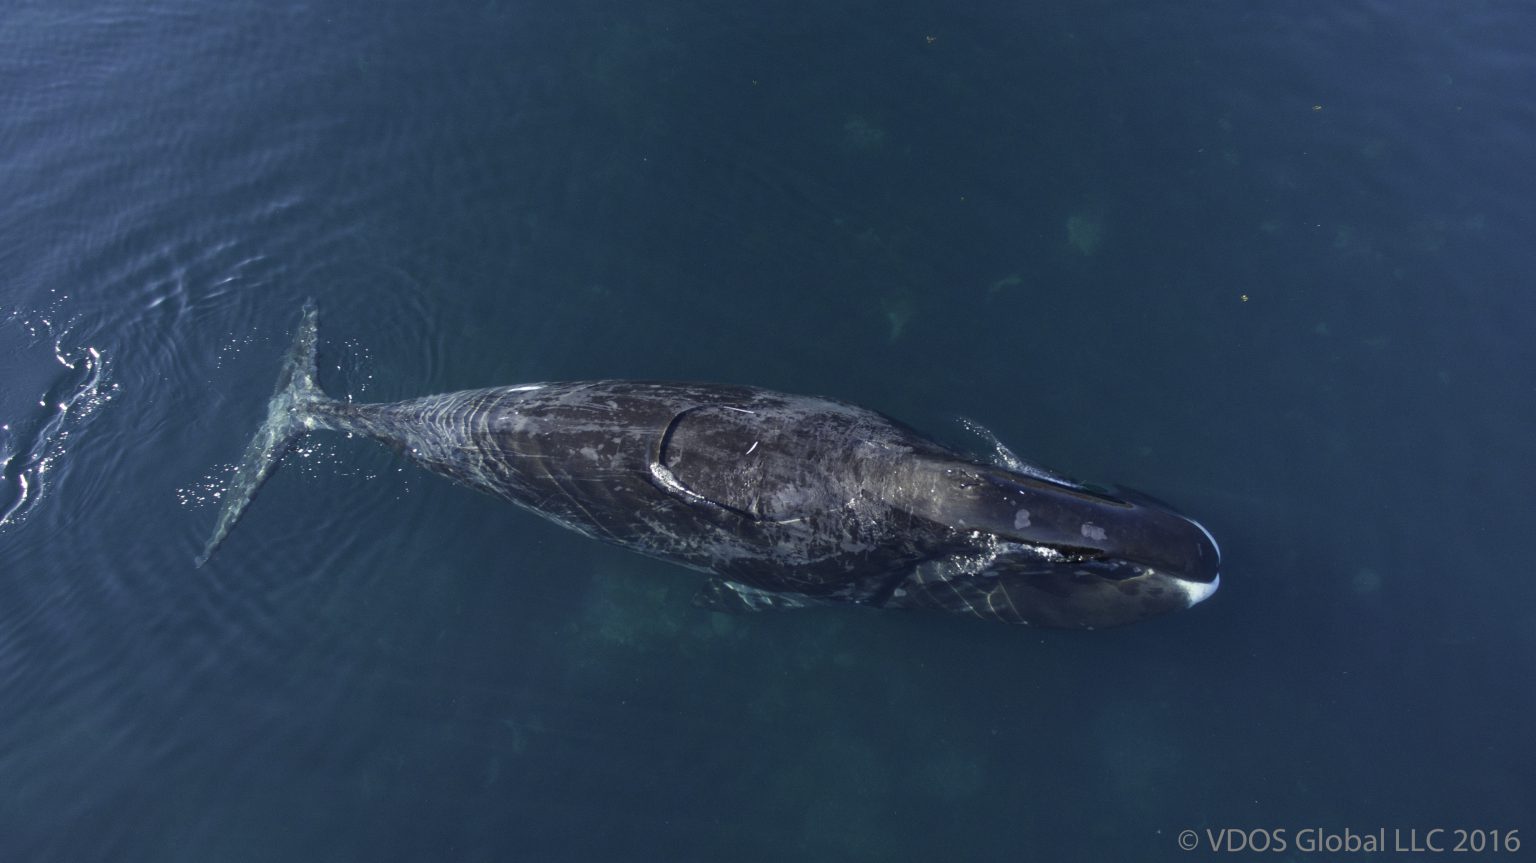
[1177,572,1220,607]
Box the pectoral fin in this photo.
[692,577,827,613]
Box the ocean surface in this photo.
[3,1,1533,860]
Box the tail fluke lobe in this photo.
[197,300,331,566]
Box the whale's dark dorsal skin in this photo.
[200,304,1220,628]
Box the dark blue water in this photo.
[3,2,1533,860]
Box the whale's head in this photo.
[891,459,1221,628]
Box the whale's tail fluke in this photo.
[197,300,332,566]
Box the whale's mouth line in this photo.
[1022,550,1215,590]
[1187,515,1222,558]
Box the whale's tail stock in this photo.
[196,300,334,566]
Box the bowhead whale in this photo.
[199,302,1219,628]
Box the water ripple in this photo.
[0,309,114,530]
